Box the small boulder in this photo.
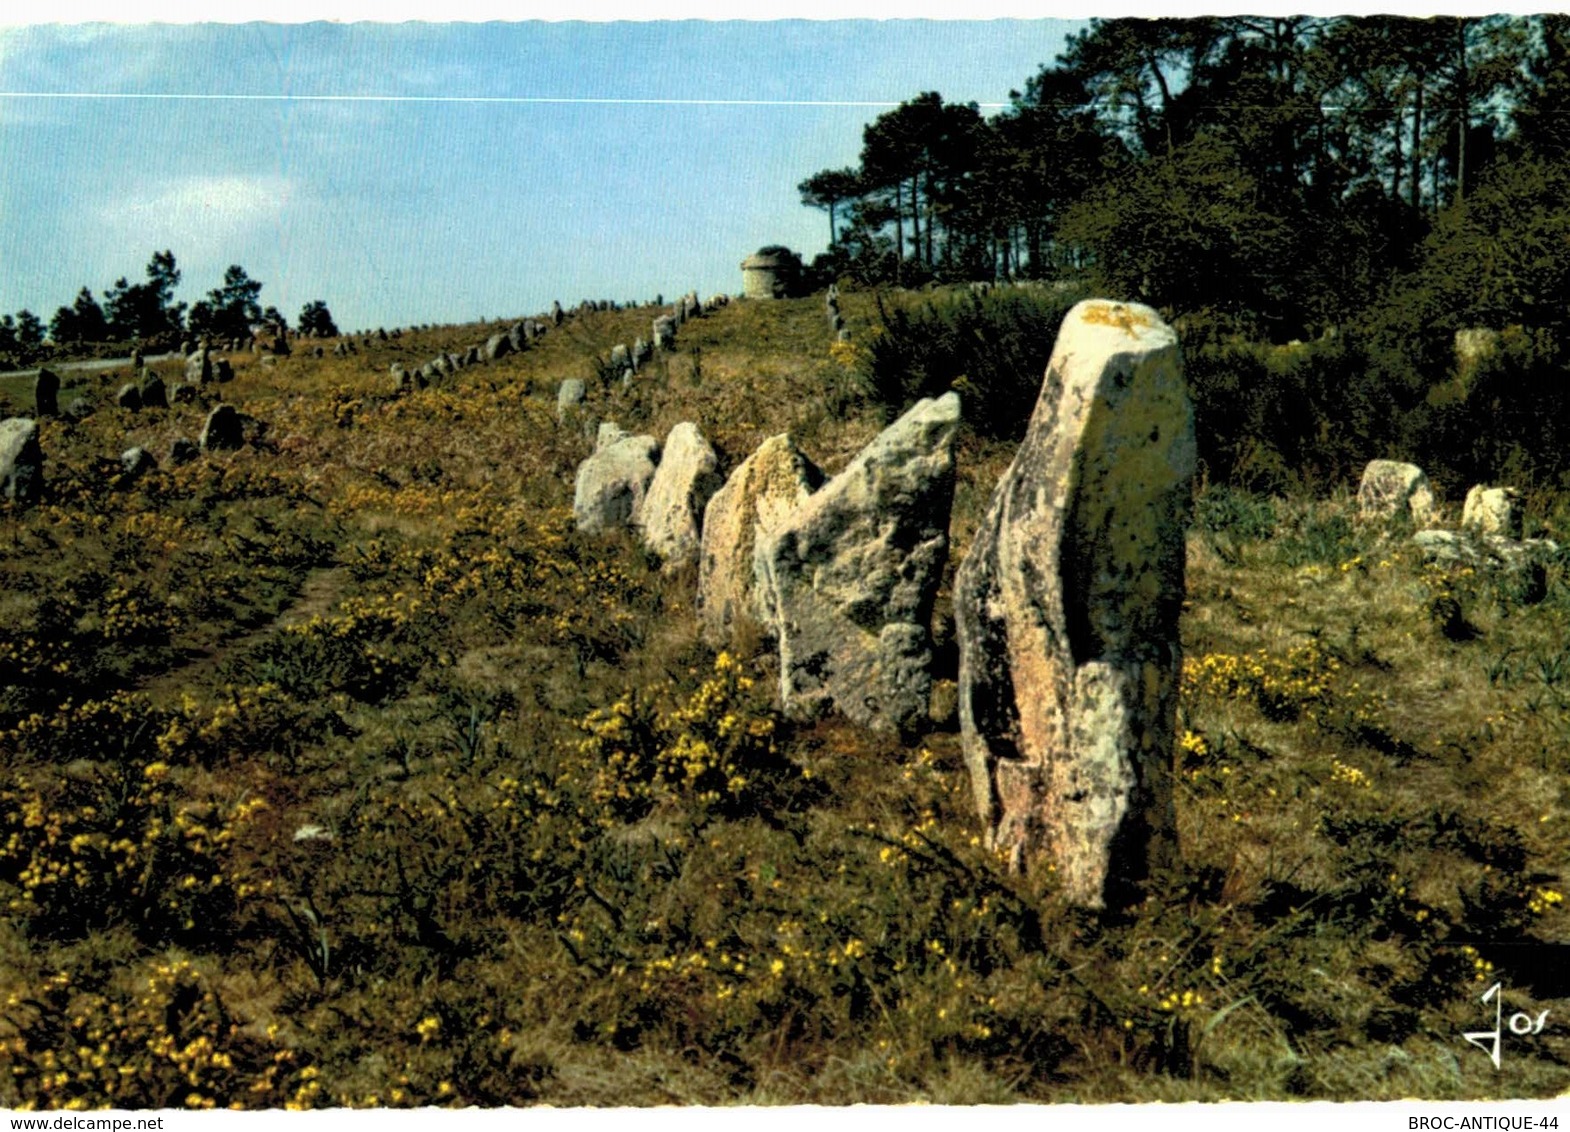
[1462,485,1522,540]
[120,446,156,478]
[168,437,199,466]
[140,373,168,409]
[0,418,43,504]
[557,378,587,422]
[1358,459,1434,525]
[485,333,512,362]
[199,404,243,452]
[116,383,142,412]
[574,425,659,533]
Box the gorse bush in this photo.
[574,652,795,824]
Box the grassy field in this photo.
[1,291,1567,1109]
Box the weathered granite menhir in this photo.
[956,299,1195,910]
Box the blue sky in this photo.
[0,20,1085,333]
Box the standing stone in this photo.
[632,338,651,370]
[199,404,243,452]
[464,346,481,366]
[637,422,722,567]
[652,316,677,351]
[140,372,168,409]
[955,299,1195,910]
[0,418,43,504]
[755,392,961,733]
[168,437,199,466]
[116,383,143,412]
[214,358,234,384]
[1358,459,1434,525]
[609,344,629,372]
[1463,485,1523,540]
[573,425,660,533]
[34,369,59,418]
[485,332,512,361]
[697,433,824,647]
[557,378,587,422]
[551,301,564,327]
[130,347,145,368]
[186,348,212,386]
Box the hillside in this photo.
[1,290,1568,1108]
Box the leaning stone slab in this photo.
[0,418,43,504]
[1358,459,1434,525]
[1462,485,1522,540]
[573,425,659,533]
[637,422,721,568]
[956,299,1195,910]
[755,391,961,733]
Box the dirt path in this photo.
[137,565,350,702]
[0,353,179,381]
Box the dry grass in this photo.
[1,290,1567,1109]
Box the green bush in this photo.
[861,285,1084,439]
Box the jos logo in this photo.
[1462,981,1551,1069]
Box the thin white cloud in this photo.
[97,173,296,259]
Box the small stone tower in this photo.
[741,246,801,300]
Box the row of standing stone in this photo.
[0,402,257,505]
[568,298,1196,912]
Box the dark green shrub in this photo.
[861,285,1084,439]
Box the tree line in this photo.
[799,15,1570,343]
[2,251,338,364]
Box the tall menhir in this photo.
[955,300,1195,910]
